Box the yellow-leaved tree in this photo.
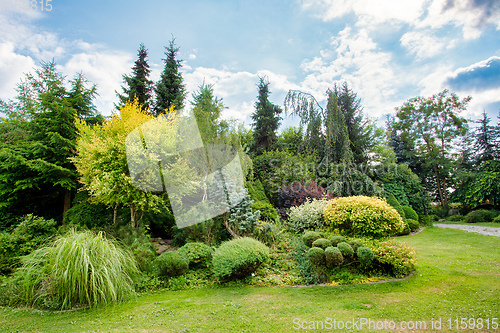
[72,100,183,227]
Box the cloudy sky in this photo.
[1,0,499,128]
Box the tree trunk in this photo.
[130,205,136,228]
[223,216,240,238]
[62,189,71,222]
[113,203,119,225]
[433,165,445,207]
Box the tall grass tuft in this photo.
[6,229,139,310]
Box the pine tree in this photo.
[474,110,496,165]
[116,44,153,111]
[154,37,186,115]
[251,77,282,155]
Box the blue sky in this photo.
[1,0,500,129]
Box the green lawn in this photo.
[1,227,499,333]
[438,221,500,228]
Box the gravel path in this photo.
[434,223,500,237]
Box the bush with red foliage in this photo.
[277,180,334,220]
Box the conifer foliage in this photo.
[154,37,186,115]
[116,43,153,111]
[251,77,282,155]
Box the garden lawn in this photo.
[439,221,500,228]
[1,227,499,333]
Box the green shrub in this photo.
[312,238,332,250]
[494,215,500,223]
[287,199,329,233]
[347,240,363,253]
[151,251,189,278]
[337,242,354,259]
[177,242,213,269]
[212,237,270,280]
[324,196,405,238]
[418,215,433,226]
[406,219,420,232]
[252,201,278,221]
[0,214,57,274]
[386,194,406,220]
[373,240,417,278]
[254,221,282,246]
[329,235,346,246]
[445,214,464,221]
[324,246,343,267]
[302,231,323,247]
[5,229,139,310]
[398,221,411,235]
[357,246,374,267]
[307,247,325,266]
[246,179,270,203]
[464,209,496,223]
[63,191,112,229]
[402,206,418,221]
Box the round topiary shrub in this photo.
[464,209,496,223]
[348,240,363,253]
[152,251,189,278]
[312,238,332,250]
[329,235,346,246]
[177,242,213,268]
[302,231,323,247]
[337,242,354,259]
[212,237,270,280]
[307,247,325,266]
[325,246,343,267]
[323,196,405,238]
[357,246,374,267]
[402,206,418,221]
[406,219,420,232]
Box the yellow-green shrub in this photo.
[373,240,417,277]
[323,196,405,238]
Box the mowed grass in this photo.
[0,227,499,333]
[438,221,500,228]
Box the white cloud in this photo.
[0,42,36,100]
[302,0,500,39]
[59,48,133,115]
[400,31,446,59]
[299,26,400,117]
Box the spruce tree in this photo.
[251,77,282,155]
[154,37,186,115]
[474,110,497,164]
[324,91,352,164]
[116,43,153,111]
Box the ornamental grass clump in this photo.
[323,196,405,238]
[6,229,139,310]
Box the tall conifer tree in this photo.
[154,37,186,115]
[251,77,282,155]
[116,43,153,111]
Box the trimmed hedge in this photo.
[212,237,269,280]
[402,206,418,221]
[325,246,343,267]
[324,196,405,238]
[177,242,213,268]
[307,247,325,266]
[302,231,323,247]
[151,251,189,278]
[312,238,332,250]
